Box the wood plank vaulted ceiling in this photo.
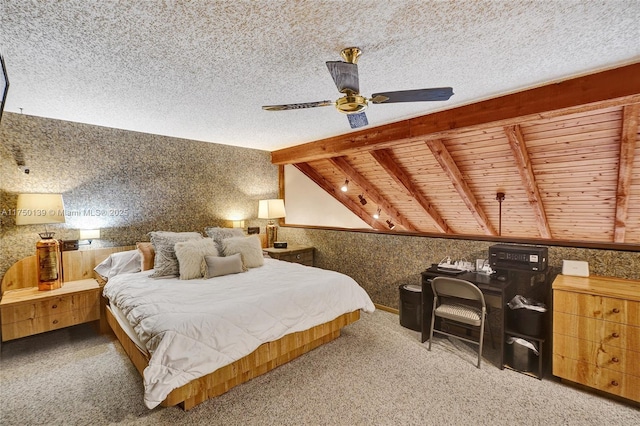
[272,64,640,247]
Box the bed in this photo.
[100,239,375,410]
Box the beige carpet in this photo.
[1,310,638,425]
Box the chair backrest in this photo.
[431,276,486,307]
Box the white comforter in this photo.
[103,258,375,408]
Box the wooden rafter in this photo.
[272,63,640,165]
[293,163,387,231]
[614,103,640,243]
[328,157,417,231]
[425,139,497,236]
[369,149,451,234]
[504,125,552,239]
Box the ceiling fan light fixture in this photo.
[335,95,368,114]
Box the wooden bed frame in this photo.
[2,245,361,410]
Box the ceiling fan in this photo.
[262,47,454,129]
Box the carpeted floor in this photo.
[1,309,638,425]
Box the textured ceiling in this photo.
[2,1,639,151]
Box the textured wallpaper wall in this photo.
[279,227,640,309]
[0,113,279,280]
[1,113,638,310]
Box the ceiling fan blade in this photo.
[262,100,333,111]
[347,112,368,129]
[326,61,359,94]
[371,87,454,103]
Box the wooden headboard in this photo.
[1,246,136,295]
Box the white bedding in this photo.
[103,258,375,408]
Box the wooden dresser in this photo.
[552,274,640,403]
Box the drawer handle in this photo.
[52,304,58,309]
[612,308,620,314]
[296,254,301,260]
[611,332,620,338]
[611,357,619,363]
[610,380,619,387]
[52,319,59,325]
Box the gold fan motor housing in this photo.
[335,95,368,114]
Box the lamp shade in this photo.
[79,229,100,240]
[258,199,286,219]
[15,193,65,225]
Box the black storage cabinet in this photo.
[399,284,422,331]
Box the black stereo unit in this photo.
[489,244,548,272]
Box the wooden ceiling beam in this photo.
[328,156,417,232]
[614,103,640,243]
[425,139,497,236]
[504,125,552,239]
[369,149,451,234]
[293,163,387,231]
[272,63,640,165]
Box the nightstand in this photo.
[263,245,314,266]
[0,279,101,342]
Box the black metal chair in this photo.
[427,276,489,368]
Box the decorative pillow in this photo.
[149,231,202,278]
[94,250,141,280]
[174,238,218,280]
[136,242,155,271]
[205,253,245,278]
[222,235,264,268]
[205,227,244,252]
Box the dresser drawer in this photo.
[0,290,98,324]
[553,333,640,377]
[553,311,640,350]
[554,290,640,324]
[553,354,640,402]
[264,246,314,266]
[276,251,313,266]
[1,302,100,341]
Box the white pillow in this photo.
[174,238,219,280]
[222,235,264,268]
[94,250,141,280]
[205,253,245,278]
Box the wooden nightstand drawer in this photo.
[1,303,99,341]
[0,291,98,324]
[263,246,314,266]
[0,279,100,341]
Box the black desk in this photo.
[420,268,514,369]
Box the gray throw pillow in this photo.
[204,227,244,253]
[149,231,202,278]
[205,253,245,278]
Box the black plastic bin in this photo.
[508,295,546,337]
[515,308,544,336]
[506,337,539,372]
[399,284,422,332]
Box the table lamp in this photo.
[15,193,66,290]
[258,199,286,248]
